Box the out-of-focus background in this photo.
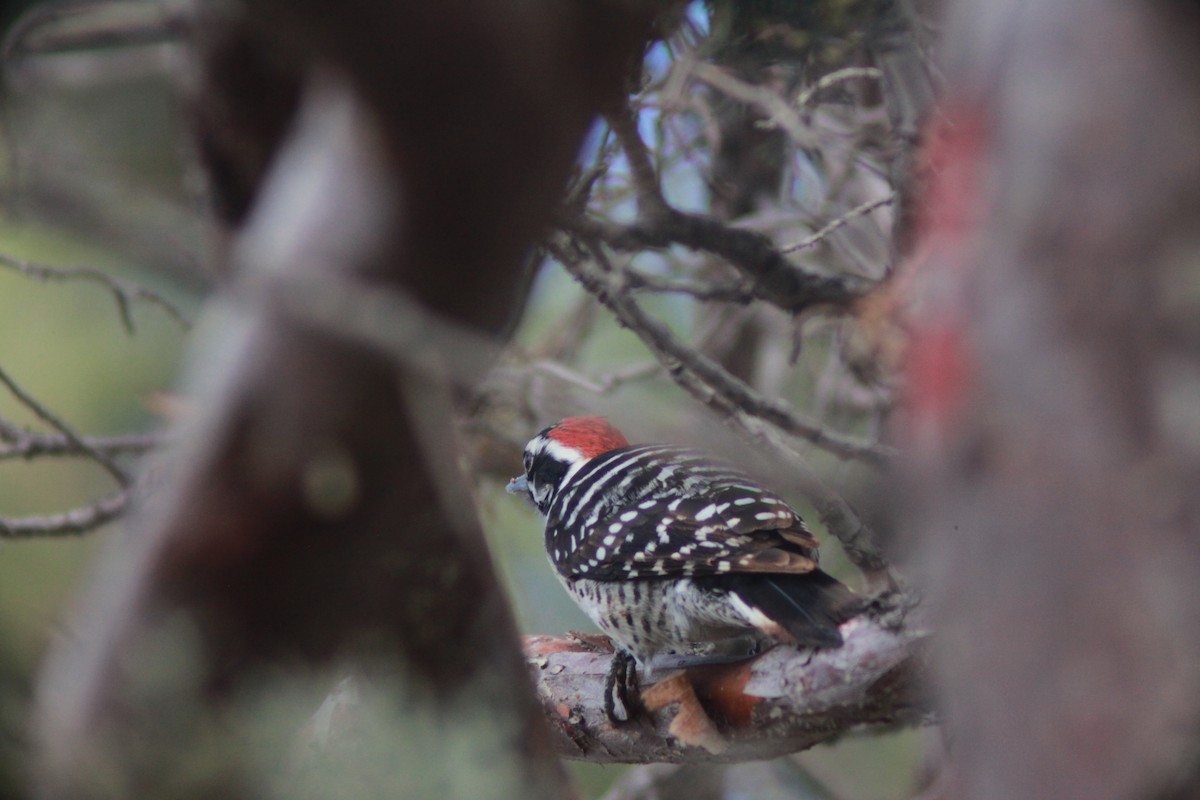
[1,3,198,792]
[7,1,1200,799]
[0,2,922,797]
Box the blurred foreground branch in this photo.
[902,1,1200,798]
[30,2,668,798]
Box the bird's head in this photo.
[506,416,629,515]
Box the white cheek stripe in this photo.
[527,436,590,496]
[538,438,586,468]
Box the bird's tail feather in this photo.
[725,569,860,649]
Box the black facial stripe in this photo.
[529,451,570,514]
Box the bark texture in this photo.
[904,2,1200,798]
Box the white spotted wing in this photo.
[558,488,821,581]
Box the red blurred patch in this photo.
[915,101,990,251]
[906,319,972,431]
[899,99,990,444]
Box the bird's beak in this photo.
[506,475,529,496]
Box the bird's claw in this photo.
[603,650,641,724]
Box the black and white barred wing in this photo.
[559,494,822,581]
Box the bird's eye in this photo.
[523,453,533,472]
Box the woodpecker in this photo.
[507,416,859,722]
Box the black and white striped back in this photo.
[543,445,817,581]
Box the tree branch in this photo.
[0,251,192,334]
[554,243,892,466]
[528,360,660,395]
[622,270,756,304]
[0,488,132,538]
[691,61,813,147]
[780,193,896,254]
[794,66,884,109]
[0,364,131,486]
[587,102,872,315]
[524,593,929,763]
[604,100,668,215]
[0,430,162,461]
[565,211,871,314]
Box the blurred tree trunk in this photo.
[903,2,1200,798]
[31,2,662,798]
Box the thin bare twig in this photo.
[604,101,668,214]
[530,360,659,395]
[0,365,131,486]
[795,66,884,109]
[0,488,132,538]
[0,431,163,461]
[623,270,756,303]
[781,193,896,254]
[0,414,25,443]
[0,252,192,334]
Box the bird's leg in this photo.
[649,636,764,671]
[603,650,641,724]
[650,652,756,670]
